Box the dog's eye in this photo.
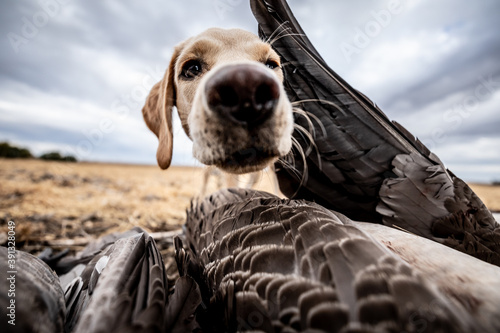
[265,59,280,70]
[181,60,202,79]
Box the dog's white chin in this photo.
[218,159,276,174]
[191,132,292,174]
[192,145,277,174]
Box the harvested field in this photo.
[0,158,277,254]
[0,158,498,255]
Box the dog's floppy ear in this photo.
[142,44,183,169]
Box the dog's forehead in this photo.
[178,28,276,66]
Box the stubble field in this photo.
[0,158,498,255]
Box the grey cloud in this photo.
[0,120,79,146]
[287,0,500,116]
[381,30,500,114]
[0,0,255,106]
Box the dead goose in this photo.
[3,191,497,332]
[179,188,500,332]
[250,0,500,265]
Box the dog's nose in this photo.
[205,64,280,127]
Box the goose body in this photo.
[354,222,500,328]
[180,188,500,332]
[1,190,499,332]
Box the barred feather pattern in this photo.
[250,0,500,265]
[181,188,481,333]
[378,153,500,265]
[436,177,500,265]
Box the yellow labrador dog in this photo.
[142,28,293,175]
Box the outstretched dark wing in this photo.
[251,0,500,265]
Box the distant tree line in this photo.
[0,142,32,158]
[0,142,77,162]
[39,152,77,162]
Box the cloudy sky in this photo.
[1,0,499,182]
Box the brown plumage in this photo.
[250,0,500,265]
[180,188,500,332]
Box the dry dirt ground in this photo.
[0,158,277,255]
[1,158,499,256]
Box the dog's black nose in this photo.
[205,64,280,127]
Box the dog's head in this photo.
[142,28,293,174]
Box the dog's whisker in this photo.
[267,24,292,45]
[284,143,297,170]
[278,140,299,175]
[291,106,327,138]
[281,138,304,176]
[293,123,321,156]
[266,23,306,46]
[278,157,302,185]
[292,107,317,138]
[265,21,291,44]
[287,148,297,173]
[293,124,316,156]
[289,136,309,193]
[293,98,347,117]
[278,156,293,175]
[293,124,323,172]
[270,32,306,46]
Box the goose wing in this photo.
[66,232,169,333]
[250,0,500,265]
[62,229,201,333]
